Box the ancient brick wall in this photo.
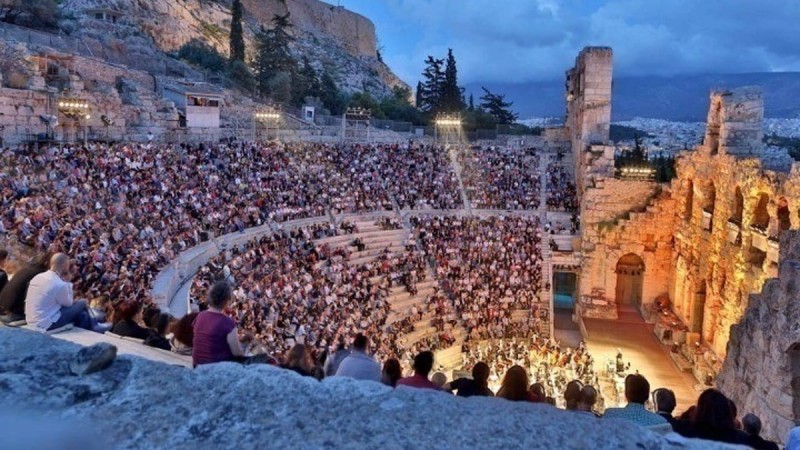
[716,231,800,443]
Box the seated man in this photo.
[603,374,668,427]
[397,351,441,391]
[446,362,494,397]
[742,413,779,450]
[24,253,90,332]
[334,334,381,382]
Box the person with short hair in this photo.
[0,254,48,323]
[577,385,601,417]
[334,334,381,382]
[564,380,583,411]
[742,413,779,450]
[447,362,494,397]
[653,388,679,427]
[192,280,244,366]
[24,253,90,331]
[397,351,440,390]
[603,374,668,426]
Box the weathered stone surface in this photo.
[70,343,117,376]
[0,328,738,449]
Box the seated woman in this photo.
[169,312,198,355]
[144,312,172,351]
[111,301,150,340]
[497,365,538,402]
[192,280,244,366]
[282,344,319,379]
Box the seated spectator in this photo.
[577,385,601,417]
[529,383,547,403]
[0,249,8,293]
[0,254,48,323]
[681,389,750,446]
[397,351,440,390]
[324,340,349,377]
[88,295,113,333]
[653,388,679,428]
[192,281,244,366]
[564,380,583,411]
[603,374,668,427]
[381,358,402,387]
[170,312,198,355]
[447,362,494,397]
[24,253,90,331]
[742,413,779,450]
[111,301,150,340]
[497,365,537,402]
[144,313,173,351]
[283,344,319,379]
[431,372,447,389]
[335,334,381,382]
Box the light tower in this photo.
[342,107,371,144]
[434,112,463,146]
[57,97,90,145]
[253,107,282,141]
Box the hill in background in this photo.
[467,72,800,121]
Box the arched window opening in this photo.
[778,197,791,232]
[751,193,770,233]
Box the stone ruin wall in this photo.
[716,230,800,443]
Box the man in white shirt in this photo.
[25,253,90,331]
[334,333,381,383]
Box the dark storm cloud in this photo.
[376,0,800,84]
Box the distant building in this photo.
[84,8,123,24]
[163,85,222,128]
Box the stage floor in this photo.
[583,308,700,414]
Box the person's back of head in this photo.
[654,388,677,415]
[564,380,583,410]
[49,253,70,276]
[624,373,650,405]
[382,358,402,387]
[413,351,434,377]
[208,280,232,309]
[472,361,490,385]
[114,300,142,323]
[499,365,529,401]
[578,385,598,411]
[693,388,736,431]
[741,413,762,437]
[170,312,198,347]
[154,313,172,337]
[352,333,368,352]
[530,382,546,401]
[431,372,447,388]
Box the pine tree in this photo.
[415,81,423,108]
[440,48,465,112]
[418,56,445,113]
[320,69,345,115]
[291,56,321,105]
[479,86,518,124]
[229,0,245,63]
[252,13,297,99]
[468,93,474,111]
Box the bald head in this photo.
[50,253,70,276]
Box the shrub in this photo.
[226,60,255,93]
[177,39,226,73]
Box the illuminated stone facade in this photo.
[568,49,800,441]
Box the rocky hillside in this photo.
[0,328,736,449]
[56,0,407,98]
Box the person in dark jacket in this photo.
[742,413,779,450]
[681,389,751,446]
[0,249,9,294]
[0,254,48,323]
[446,362,494,397]
[111,301,150,340]
[144,312,172,351]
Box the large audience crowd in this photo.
[0,138,789,448]
[457,146,542,210]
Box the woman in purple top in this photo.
[192,280,244,367]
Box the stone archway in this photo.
[615,253,645,309]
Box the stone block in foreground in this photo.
[0,328,740,449]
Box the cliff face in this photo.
[58,0,407,98]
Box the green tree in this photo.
[349,92,385,119]
[252,13,296,98]
[229,0,245,63]
[415,81,423,108]
[177,39,226,72]
[291,56,321,106]
[226,60,255,93]
[418,56,445,113]
[468,93,474,111]
[320,69,346,115]
[440,48,465,112]
[267,72,293,104]
[479,86,518,124]
[379,86,423,124]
